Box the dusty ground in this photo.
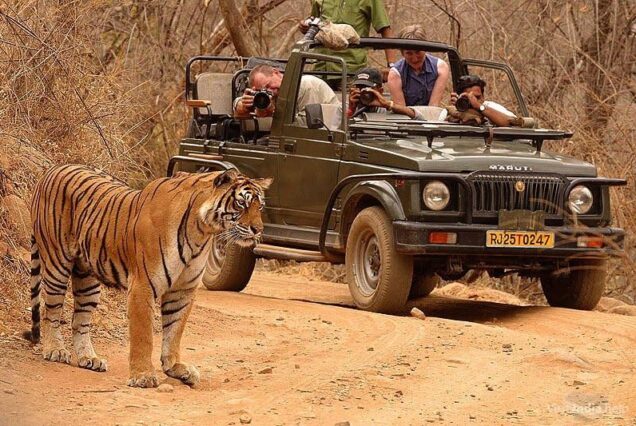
[1,270,635,425]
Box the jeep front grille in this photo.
[469,172,566,215]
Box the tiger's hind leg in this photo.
[40,266,72,364]
[71,267,107,372]
[160,286,200,386]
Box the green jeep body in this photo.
[170,37,626,313]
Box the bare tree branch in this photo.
[428,0,461,47]
[218,0,259,57]
[205,0,289,54]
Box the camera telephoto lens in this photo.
[359,91,375,106]
[456,95,471,112]
[253,91,272,110]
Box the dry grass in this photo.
[0,0,633,324]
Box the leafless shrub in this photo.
[0,0,633,310]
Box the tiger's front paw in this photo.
[164,362,200,386]
[127,371,159,388]
[78,356,108,372]
[43,348,71,364]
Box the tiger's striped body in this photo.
[28,165,270,387]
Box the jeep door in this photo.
[271,53,347,229]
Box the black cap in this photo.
[352,67,383,87]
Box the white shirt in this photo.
[483,100,516,118]
[295,75,340,120]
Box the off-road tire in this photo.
[540,259,607,310]
[346,206,413,314]
[202,239,256,292]
[409,273,440,299]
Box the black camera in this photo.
[455,94,472,112]
[249,89,273,110]
[359,89,376,106]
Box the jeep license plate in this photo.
[486,230,554,248]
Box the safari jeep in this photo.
[169,37,626,313]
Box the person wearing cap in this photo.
[388,24,449,107]
[449,75,518,127]
[347,67,427,120]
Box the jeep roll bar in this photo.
[297,37,464,91]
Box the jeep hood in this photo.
[354,137,597,176]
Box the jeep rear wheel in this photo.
[540,259,607,310]
[202,237,256,291]
[346,206,413,314]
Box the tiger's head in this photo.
[202,169,272,247]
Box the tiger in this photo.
[25,164,271,388]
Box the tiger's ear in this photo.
[253,177,273,190]
[213,169,239,187]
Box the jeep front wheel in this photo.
[540,259,607,310]
[202,237,256,291]
[346,206,413,313]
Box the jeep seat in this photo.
[193,72,233,116]
[240,117,273,145]
[241,117,273,133]
[187,72,234,138]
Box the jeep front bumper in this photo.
[394,222,625,258]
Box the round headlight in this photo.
[423,181,450,211]
[568,185,593,214]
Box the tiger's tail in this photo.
[23,235,41,343]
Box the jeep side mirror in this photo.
[304,103,334,142]
[305,104,324,130]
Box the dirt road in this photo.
[1,271,635,425]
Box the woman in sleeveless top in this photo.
[387,25,449,107]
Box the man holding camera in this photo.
[234,64,339,120]
[347,67,427,120]
[449,75,518,127]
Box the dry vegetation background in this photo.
[0,0,634,316]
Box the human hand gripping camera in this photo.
[347,67,426,120]
[234,88,275,118]
[448,75,520,127]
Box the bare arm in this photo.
[390,104,418,119]
[428,59,449,106]
[460,92,516,127]
[347,87,361,117]
[387,69,406,106]
[233,94,254,118]
[366,88,418,119]
[481,104,516,127]
[378,26,399,65]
